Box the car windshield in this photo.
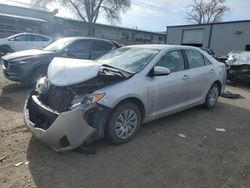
[43,38,73,52]
[98,47,159,73]
[6,34,19,40]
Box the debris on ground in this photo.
[24,161,29,165]
[14,162,23,167]
[221,91,240,99]
[216,128,226,132]
[0,155,7,162]
[178,134,186,138]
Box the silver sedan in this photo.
[24,45,227,151]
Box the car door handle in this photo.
[182,75,190,80]
[210,69,214,73]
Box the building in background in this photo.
[0,0,55,37]
[0,0,166,44]
[167,20,250,55]
[54,17,166,45]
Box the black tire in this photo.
[204,83,220,109]
[106,102,142,144]
[221,92,240,99]
[30,66,47,86]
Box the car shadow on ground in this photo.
[26,102,250,188]
[0,83,31,112]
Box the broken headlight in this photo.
[71,93,105,110]
[35,77,50,94]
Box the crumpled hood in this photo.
[226,51,250,66]
[48,57,102,86]
[2,49,54,61]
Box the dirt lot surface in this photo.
[0,67,250,188]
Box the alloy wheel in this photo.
[114,109,138,139]
[208,86,219,106]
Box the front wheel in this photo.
[106,102,142,144]
[204,83,220,108]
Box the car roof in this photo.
[60,37,115,44]
[8,32,51,38]
[126,44,202,51]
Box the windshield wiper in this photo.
[102,64,133,79]
[102,64,120,70]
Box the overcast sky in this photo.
[12,0,250,32]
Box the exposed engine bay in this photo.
[38,70,126,112]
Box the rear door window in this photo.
[204,56,212,65]
[185,49,205,69]
[33,35,50,41]
[91,40,113,52]
[69,40,92,53]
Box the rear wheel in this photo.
[106,102,141,144]
[204,83,220,108]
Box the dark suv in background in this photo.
[1,37,121,85]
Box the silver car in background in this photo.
[24,45,227,152]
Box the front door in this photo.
[147,50,189,118]
[12,34,30,51]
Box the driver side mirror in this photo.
[148,66,170,77]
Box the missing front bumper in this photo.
[24,95,96,152]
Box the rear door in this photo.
[32,35,51,49]
[184,49,216,103]
[90,40,114,59]
[26,34,41,49]
[147,50,189,117]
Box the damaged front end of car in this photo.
[23,58,131,152]
[226,52,250,82]
[228,64,250,82]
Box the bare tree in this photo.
[32,0,131,36]
[186,0,230,24]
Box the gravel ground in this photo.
[0,66,250,188]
